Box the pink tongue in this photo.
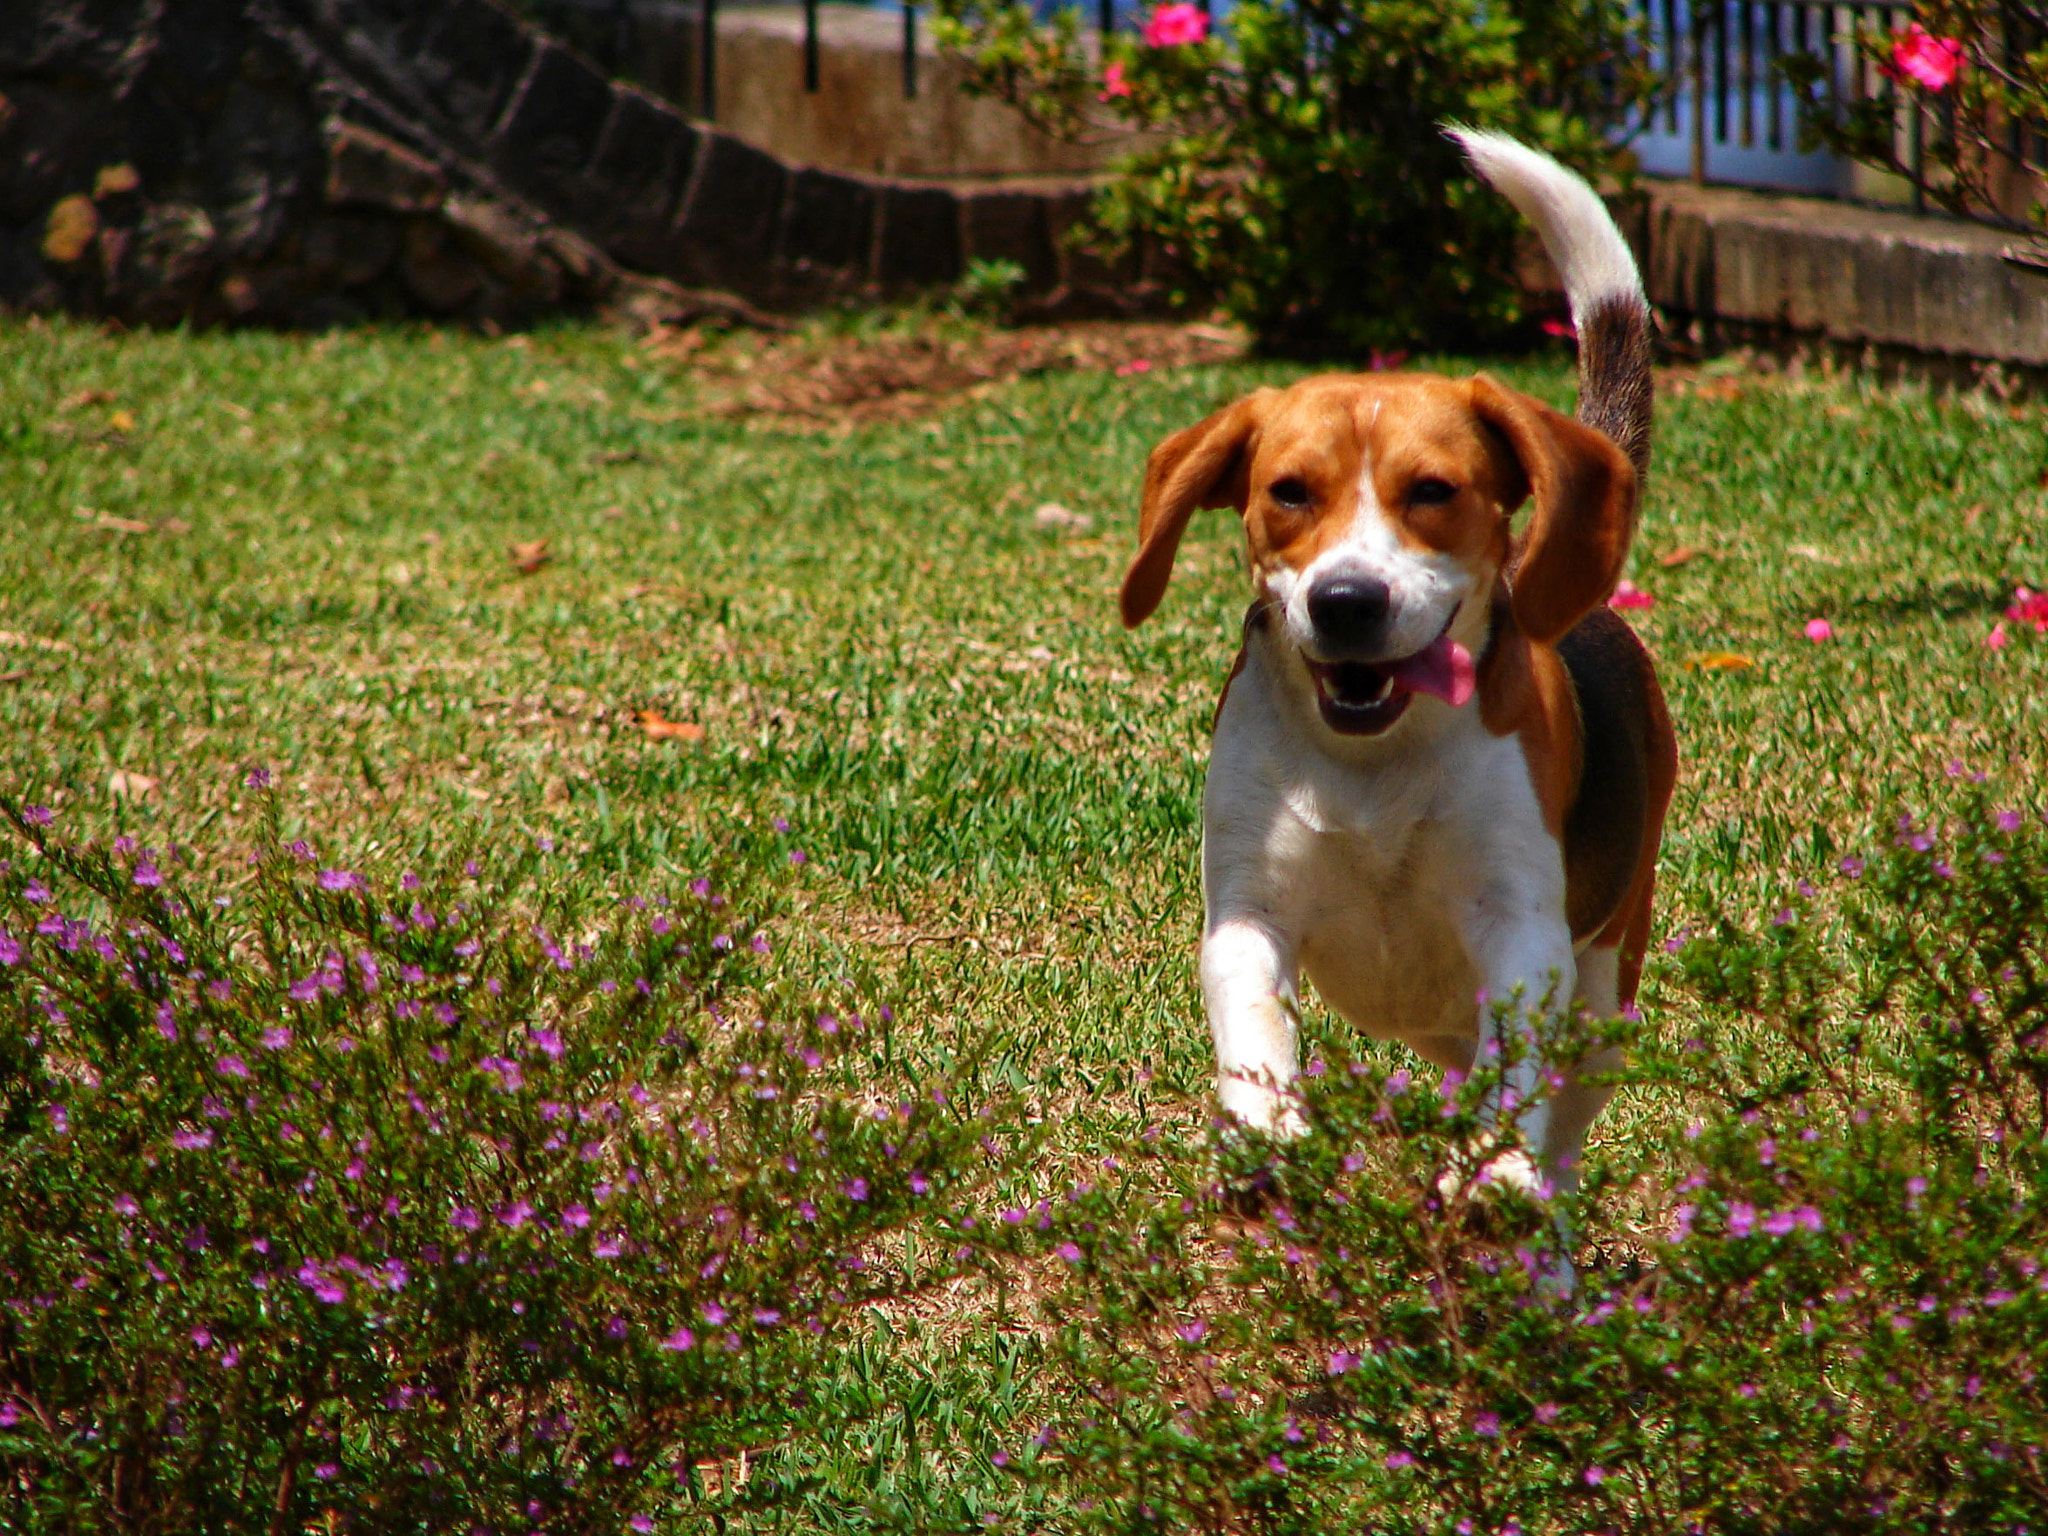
[1383,635,1476,707]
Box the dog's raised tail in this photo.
[1449,128,1653,481]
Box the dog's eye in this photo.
[1408,478,1458,507]
[1269,478,1311,508]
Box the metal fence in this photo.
[1630,0,1924,202]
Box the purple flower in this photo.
[631,1518,655,1533]
[0,1403,19,1428]
[702,1303,729,1327]
[595,1235,623,1258]
[1328,1350,1360,1375]
[842,1177,869,1203]
[172,1129,214,1151]
[46,1105,68,1136]
[317,870,360,892]
[132,862,162,889]
[498,1200,533,1229]
[1473,1411,1500,1438]
[1727,1202,1757,1238]
[112,1194,139,1217]
[1056,1242,1084,1264]
[1175,1320,1207,1345]
[660,1326,695,1351]
[1585,1465,1607,1486]
[191,1327,213,1348]
[561,1204,591,1230]
[260,1026,291,1051]
[1266,1454,1287,1476]
[1534,1402,1561,1425]
[244,768,271,790]
[22,806,53,826]
[314,1463,338,1481]
[1385,1449,1415,1470]
[215,1056,250,1080]
[449,1207,480,1232]
[1839,856,1865,878]
[0,932,19,967]
[752,1308,781,1326]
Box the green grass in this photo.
[3,313,2046,1519]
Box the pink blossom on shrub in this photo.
[1142,2,1208,47]
[1100,61,1132,101]
[1888,24,1963,91]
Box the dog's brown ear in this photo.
[1119,391,1274,628]
[1469,374,1638,645]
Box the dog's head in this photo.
[1120,372,1637,738]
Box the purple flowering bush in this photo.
[0,787,1016,1531]
[978,797,2047,1533]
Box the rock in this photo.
[398,216,482,313]
[443,193,559,302]
[323,120,446,214]
[301,213,399,287]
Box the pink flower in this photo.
[1888,25,1963,91]
[1115,358,1153,377]
[1143,2,1209,47]
[1540,317,1577,339]
[1100,60,1132,101]
[2007,586,2048,633]
[1804,617,1834,642]
[1610,580,1655,611]
[1986,620,2010,650]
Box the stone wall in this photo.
[0,0,1135,329]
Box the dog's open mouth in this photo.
[1308,633,1476,736]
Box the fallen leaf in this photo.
[42,195,98,264]
[60,388,115,411]
[509,539,552,575]
[108,770,161,799]
[107,409,136,433]
[93,162,140,198]
[0,669,29,684]
[1961,503,1986,529]
[634,709,705,743]
[92,512,153,535]
[1033,502,1093,532]
[1658,544,1705,568]
[1686,651,1756,673]
[1788,544,1840,565]
[157,517,192,535]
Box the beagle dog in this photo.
[1120,133,1676,1196]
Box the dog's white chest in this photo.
[1201,661,1559,1056]
[1290,823,1481,1045]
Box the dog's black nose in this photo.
[1306,576,1392,651]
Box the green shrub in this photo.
[936,0,1652,353]
[977,794,2048,1533]
[0,783,1015,1532]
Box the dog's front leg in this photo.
[1456,895,1578,1194]
[1199,917,1306,1138]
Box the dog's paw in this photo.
[1435,1140,1551,1204]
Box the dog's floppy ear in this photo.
[1469,374,1638,645]
[1119,391,1274,628]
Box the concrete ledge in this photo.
[1641,181,2048,371]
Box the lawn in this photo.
[2,310,2046,1524]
